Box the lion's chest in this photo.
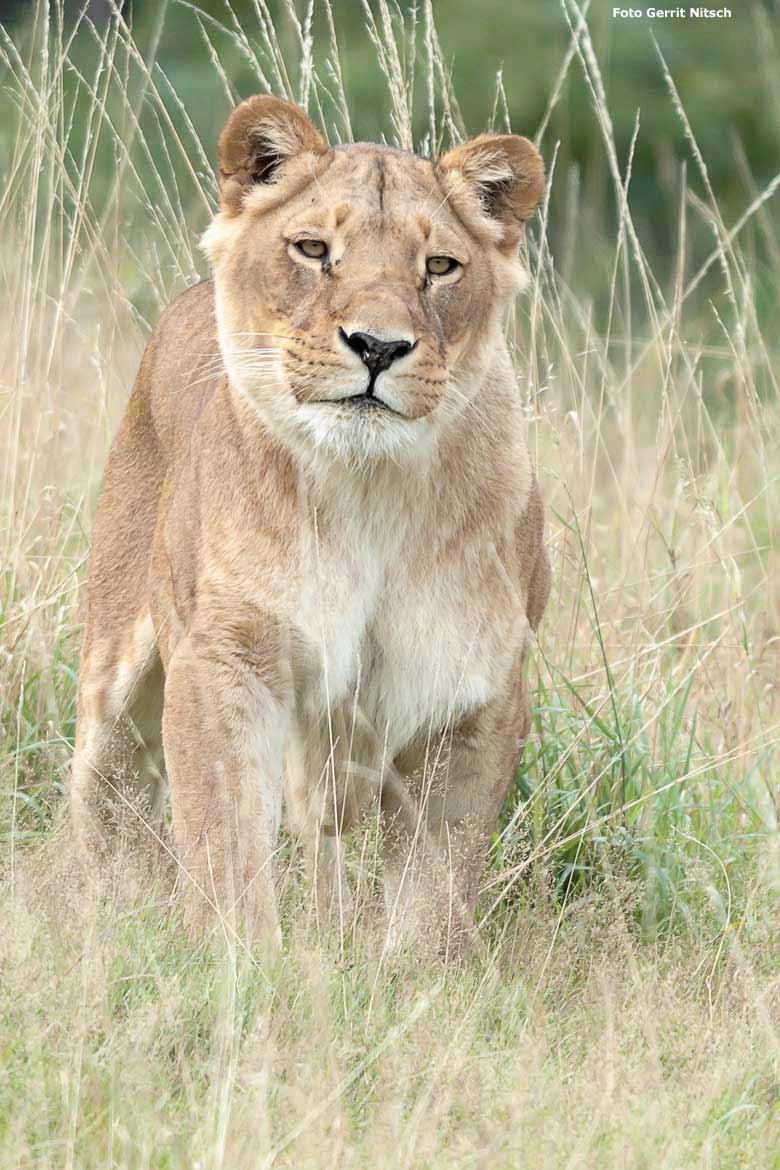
[365,574,500,754]
[294,525,519,755]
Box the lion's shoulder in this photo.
[136,279,221,458]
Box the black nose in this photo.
[340,329,414,378]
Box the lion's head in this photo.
[202,95,544,464]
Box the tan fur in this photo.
[72,96,550,953]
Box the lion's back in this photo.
[139,279,222,464]
[83,280,222,651]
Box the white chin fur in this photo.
[297,404,430,467]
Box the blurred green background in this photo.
[2,0,779,324]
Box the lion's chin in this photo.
[296,402,430,467]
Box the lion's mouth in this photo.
[329,392,405,418]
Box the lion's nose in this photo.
[340,329,415,377]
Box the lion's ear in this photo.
[436,134,545,251]
[218,95,328,214]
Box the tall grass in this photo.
[2,1,780,1166]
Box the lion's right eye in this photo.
[426,255,460,276]
[295,239,328,260]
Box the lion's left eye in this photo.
[426,255,460,276]
[295,239,328,260]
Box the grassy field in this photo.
[2,2,780,1166]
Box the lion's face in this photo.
[203,97,544,464]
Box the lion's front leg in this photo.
[162,613,291,948]
[385,675,532,961]
[284,708,361,930]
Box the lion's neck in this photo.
[293,362,526,553]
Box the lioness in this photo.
[72,95,550,953]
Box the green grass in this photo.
[4,851,780,1168]
[2,1,780,1166]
